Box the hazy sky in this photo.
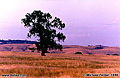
[0,0,120,46]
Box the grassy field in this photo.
[0,51,120,78]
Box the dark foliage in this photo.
[63,47,72,49]
[75,52,82,54]
[0,40,35,44]
[112,54,119,56]
[29,48,36,52]
[21,10,66,56]
[106,54,110,55]
[95,46,104,49]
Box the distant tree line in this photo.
[0,39,35,44]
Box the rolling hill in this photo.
[0,44,120,55]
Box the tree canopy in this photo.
[21,10,66,56]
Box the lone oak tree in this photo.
[21,10,66,56]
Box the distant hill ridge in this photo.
[0,40,35,44]
[0,44,120,55]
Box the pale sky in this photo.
[0,0,120,46]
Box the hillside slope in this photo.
[0,44,120,55]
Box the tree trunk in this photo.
[41,49,46,56]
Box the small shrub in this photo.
[29,48,35,52]
[112,54,119,56]
[46,51,50,53]
[95,46,104,49]
[75,52,82,54]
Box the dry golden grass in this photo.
[0,51,120,78]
